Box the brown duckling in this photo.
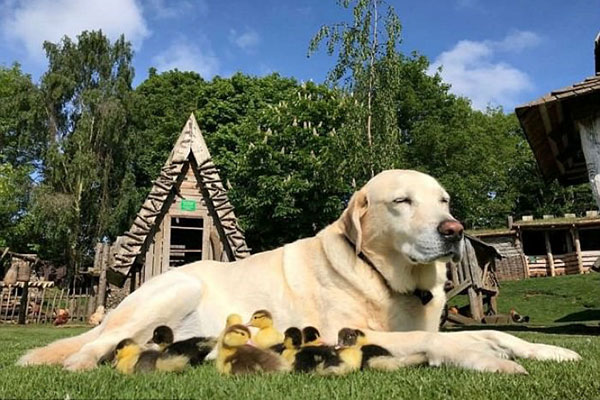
[217,324,289,375]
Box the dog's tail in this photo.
[17,323,103,366]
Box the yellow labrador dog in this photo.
[19,170,580,373]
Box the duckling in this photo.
[269,326,338,373]
[217,324,289,375]
[337,328,427,371]
[269,327,303,365]
[151,326,216,366]
[226,313,243,328]
[301,326,323,346]
[247,310,284,349]
[114,338,189,374]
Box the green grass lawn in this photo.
[0,274,599,400]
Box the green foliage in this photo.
[222,81,353,250]
[34,30,135,272]
[0,64,45,167]
[0,163,34,249]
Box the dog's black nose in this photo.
[438,219,464,242]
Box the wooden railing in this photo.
[525,250,599,277]
[0,282,95,324]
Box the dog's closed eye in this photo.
[393,197,412,205]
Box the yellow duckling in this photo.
[217,324,289,375]
[226,313,243,328]
[114,338,189,374]
[336,328,427,371]
[247,310,284,349]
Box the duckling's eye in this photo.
[393,197,412,205]
[441,198,449,204]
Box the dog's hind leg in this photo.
[62,274,204,371]
[17,324,103,366]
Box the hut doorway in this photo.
[169,216,205,267]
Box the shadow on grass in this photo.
[555,309,600,323]
[444,323,600,336]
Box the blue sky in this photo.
[0,0,598,111]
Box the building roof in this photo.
[112,114,250,273]
[513,215,600,230]
[468,214,600,236]
[465,234,503,259]
[515,73,600,186]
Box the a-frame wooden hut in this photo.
[109,114,250,287]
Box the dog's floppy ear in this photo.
[342,188,368,255]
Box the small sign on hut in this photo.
[106,114,250,288]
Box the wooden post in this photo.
[18,281,29,324]
[515,230,529,278]
[46,289,58,324]
[577,115,600,209]
[97,244,109,308]
[544,231,555,277]
[467,287,484,322]
[571,227,585,274]
[4,286,12,321]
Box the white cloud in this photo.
[1,0,149,61]
[428,30,541,110]
[152,41,219,78]
[145,0,203,19]
[229,29,260,53]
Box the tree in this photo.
[309,0,401,177]
[0,65,45,252]
[223,81,353,251]
[35,30,134,274]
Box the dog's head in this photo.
[341,170,463,265]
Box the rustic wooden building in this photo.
[469,229,528,280]
[515,33,600,208]
[108,114,250,288]
[470,213,600,279]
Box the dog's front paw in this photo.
[523,344,581,362]
[63,352,98,371]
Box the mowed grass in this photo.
[0,274,599,400]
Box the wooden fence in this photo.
[0,282,95,324]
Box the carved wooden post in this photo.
[96,244,109,308]
[571,227,584,274]
[544,231,555,277]
[18,281,28,325]
[577,113,600,209]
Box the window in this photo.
[579,228,600,251]
[549,230,570,255]
[521,231,546,255]
[169,217,204,267]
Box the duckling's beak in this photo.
[247,339,257,347]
